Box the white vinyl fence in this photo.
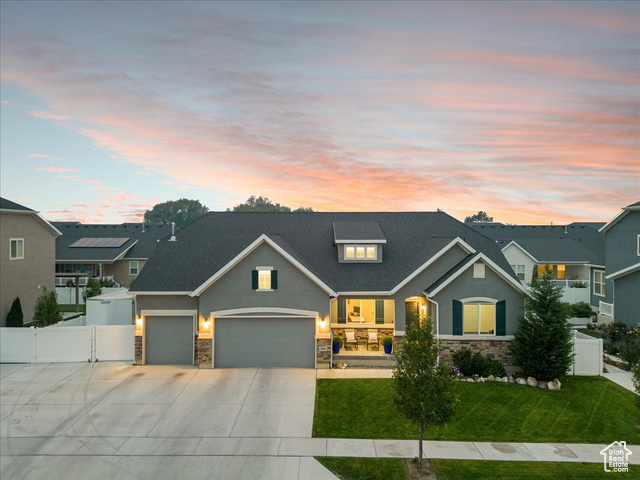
[0,325,135,364]
[569,330,603,376]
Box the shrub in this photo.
[451,348,506,377]
[383,336,393,345]
[6,296,24,327]
[604,340,620,356]
[570,280,588,288]
[333,335,342,344]
[83,278,102,302]
[602,322,628,344]
[634,365,640,408]
[99,277,117,287]
[33,287,62,327]
[567,302,592,318]
[620,327,640,367]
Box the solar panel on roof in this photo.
[70,237,130,248]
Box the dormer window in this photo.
[344,244,377,261]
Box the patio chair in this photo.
[345,329,358,350]
[367,329,379,350]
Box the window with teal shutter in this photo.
[375,300,384,324]
[271,270,278,289]
[338,298,346,324]
[452,300,463,335]
[251,270,259,290]
[496,300,506,336]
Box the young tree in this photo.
[393,316,457,468]
[6,296,24,327]
[83,278,102,302]
[33,287,62,327]
[510,265,573,380]
[143,198,209,229]
[464,211,493,223]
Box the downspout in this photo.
[425,294,440,366]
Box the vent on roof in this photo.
[70,238,129,248]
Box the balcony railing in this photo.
[551,279,589,288]
[599,301,614,318]
[55,275,119,288]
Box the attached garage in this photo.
[214,317,315,368]
[144,315,194,365]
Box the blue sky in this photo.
[1,1,638,224]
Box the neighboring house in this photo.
[0,198,61,327]
[130,212,526,368]
[52,222,172,288]
[471,223,605,305]
[598,201,640,327]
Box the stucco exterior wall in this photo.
[104,259,147,287]
[605,210,640,274]
[0,212,56,326]
[135,294,199,315]
[391,245,470,332]
[501,243,535,284]
[613,272,640,327]
[434,263,524,336]
[198,242,331,318]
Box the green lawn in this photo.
[58,304,85,313]
[313,377,639,443]
[316,458,620,480]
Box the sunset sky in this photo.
[1,1,638,225]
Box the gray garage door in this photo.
[215,317,315,368]
[145,316,193,365]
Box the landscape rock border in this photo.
[456,375,561,390]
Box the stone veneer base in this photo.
[439,338,515,367]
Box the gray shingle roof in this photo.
[132,212,517,293]
[53,222,172,262]
[471,223,604,265]
[333,221,386,242]
[0,197,34,212]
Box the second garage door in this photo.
[145,316,194,365]
[214,317,315,368]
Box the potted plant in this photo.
[332,335,342,354]
[382,336,393,354]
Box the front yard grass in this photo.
[316,458,617,480]
[313,376,639,443]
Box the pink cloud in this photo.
[87,179,101,184]
[30,110,73,121]
[36,165,79,173]
[27,153,48,159]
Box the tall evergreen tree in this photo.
[510,265,573,380]
[393,316,457,468]
[6,296,24,327]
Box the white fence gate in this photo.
[0,325,135,364]
[569,331,603,376]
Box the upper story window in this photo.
[252,266,277,291]
[344,244,377,261]
[129,261,139,276]
[510,264,525,281]
[594,270,605,297]
[10,239,24,260]
[473,263,485,278]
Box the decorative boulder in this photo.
[495,377,502,382]
[526,377,537,387]
[549,378,561,390]
[467,378,475,383]
[488,375,495,382]
[502,377,509,383]
[537,381,548,389]
[508,376,515,384]
[516,377,526,385]
[547,381,559,390]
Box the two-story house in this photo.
[0,198,61,326]
[597,202,640,326]
[130,212,526,368]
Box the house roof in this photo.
[131,211,518,294]
[599,201,640,232]
[0,197,35,212]
[471,223,604,265]
[0,197,61,236]
[53,222,172,262]
[333,221,387,243]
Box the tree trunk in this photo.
[418,422,423,469]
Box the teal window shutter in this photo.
[375,300,384,324]
[251,270,258,290]
[452,300,463,335]
[338,299,346,324]
[271,270,278,289]
[496,300,506,336]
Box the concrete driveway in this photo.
[0,362,336,480]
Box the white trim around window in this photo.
[637,234,640,256]
[593,270,605,297]
[10,238,24,260]
[344,244,377,260]
[129,260,139,276]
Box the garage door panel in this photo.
[215,317,314,368]
[146,316,193,365]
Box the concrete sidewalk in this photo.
[604,363,635,392]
